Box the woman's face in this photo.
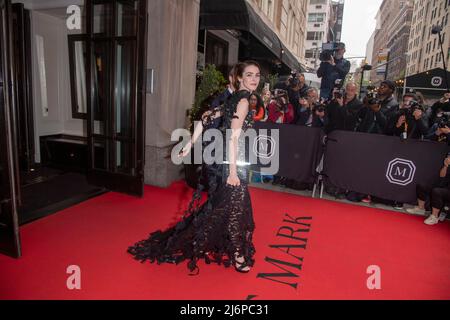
[249,95,258,107]
[238,65,260,92]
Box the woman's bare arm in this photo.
[227,99,249,185]
[180,108,223,157]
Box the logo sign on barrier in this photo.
[253,135,276,160]
[385,158,416,186]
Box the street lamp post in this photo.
[359,64,372,98]
[432,25,450,92]
[403,53,410,96]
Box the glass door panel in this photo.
[86,0,146,196]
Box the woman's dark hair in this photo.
[232,60,261,90]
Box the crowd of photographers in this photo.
[244,42,450,224]
[205,43,450,224]
[251,74,450,224]
[255,71,450,145]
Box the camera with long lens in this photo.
[333,79,345,99]
[399,100,424,117]
[436,111,450,128]
[271,89,289,112]
[319,42,340,62]
[288,71,300,87]
[367,92,380,105]
[410,100,424,113]
[272,89,288,100]
[312,102,326,113]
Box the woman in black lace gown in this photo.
[127,61,261,274]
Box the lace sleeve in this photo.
[223,90,254,131]
[201,106,223,128]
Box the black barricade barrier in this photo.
[323,130,449,204]
[252,122,325,184]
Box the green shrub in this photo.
[189,64,227,131]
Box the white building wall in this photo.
[304,0,332,70]
[144,0,200,187]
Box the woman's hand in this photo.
[201,110,212,125]
[178,141,192,158]
[227,174,240,187]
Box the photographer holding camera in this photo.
[296,88,325,127]
[351,92,387,134]
[286,72,310,123]
[425,110,450,144]
[429,92,450,124]
[326,82,364,133]
[317,42,351,101]
[425,92,450,144]
[267,89,295,124]
[385,93,429,139]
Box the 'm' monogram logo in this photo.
[386,158,416,186]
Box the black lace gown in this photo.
[127,90,256,274]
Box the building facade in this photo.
[406,0,450,77]
[385,1,414,81]
[329,0,344,42]
[198,0,308,76]
[370,0,404,84]
[304,0,332,70]
[366,31,375,66]
[250,0,309,65]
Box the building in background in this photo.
[406,0,450,76]
[304,0,332,70]
[369,0,403,85]
[365,31,375,66]
[403,0,450,100]
[304,0,345,71]
[250,0,308,70]
[329,0,344,42]
[385,1,413,82]
[198,0,308,77]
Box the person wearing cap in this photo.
[377,80,399,118]
[317,42,351,100]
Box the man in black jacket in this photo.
[317,43,351,100]
[355,97,388,134]
[377,80,399,119]
[326,82,364,133]
[211,68,236,109]
[385,93,429,139]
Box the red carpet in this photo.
[0,181,449,300]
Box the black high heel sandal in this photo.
[234,257,251,273]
